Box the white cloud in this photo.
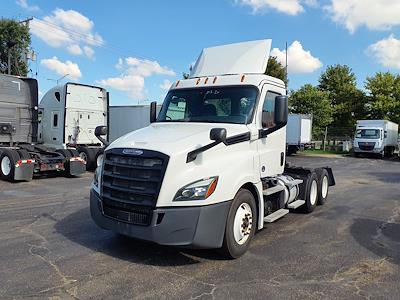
[67,44,82,56]
[235,0,315,15]
[366,35,400,70]
[16,0,39,11]
[325,0,400,33]
[97,57,175,100]
[30,9,103,58]
[160,80,172,91]
[41,57,82,81]
[83,46,95,59]
[270,41,322,73]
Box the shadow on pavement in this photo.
[55,207,226,266]
[350,218,400,265]
[368,172,400,183]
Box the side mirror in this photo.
[95,125,109,146]
[150,101,157,123]
[210,128,227,143]
[274,95,288,126]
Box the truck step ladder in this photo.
[263,185,285,196]
[287,200,305,209]
[264,209,289,223]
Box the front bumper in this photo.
[90,189,231,249]
[354,147,382,154]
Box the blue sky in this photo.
[3,0,400,105]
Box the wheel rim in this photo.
[321,176,329,198]
[233,202,253,245]
[96,154,103,167]
[1,156,11,176]
[79,152,87,162]
[310,180,318,206]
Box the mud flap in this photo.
[14,164,34,181]
[68,160,86,176]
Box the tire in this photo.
[56,149,72,159]
[0,149,20,181]
[316,169,329,205]
[17,149,31,160]
[220,189,257,259]
[68,149,79,157]
[77,146,96,170]
[302,172,318,213]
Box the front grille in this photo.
[101,148,169,225]
[358,142,375,151]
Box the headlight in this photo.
[174,177,218,201]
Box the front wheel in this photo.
[220,189,257,259]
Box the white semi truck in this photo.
[90,40,335,258]
[286,114,312,155]
[353,120,398,157]
[0,75,86,181]
[39,83,109,169]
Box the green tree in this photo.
[289,84,333,138]
[0,19,31,76]
[318,64,366,131]
[365,72,400,123]
[265,56,287,85]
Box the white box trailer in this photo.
[286,114,312,155]
[109,105,161,142]
[39,83,109,169]
[354,119,398,157]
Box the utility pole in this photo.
[285,41,288,94]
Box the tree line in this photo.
[266,57,400,139]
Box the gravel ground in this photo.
[0,155,399,299]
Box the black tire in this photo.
[68,149,79,157]
[316,168,329,205]
[220,189,257,259]
[77,146,96,170]
[0,149,20,181]
[56,149,72,159]
[17,149,31,160]
[302,172,318,213]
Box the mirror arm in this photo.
[96,135,109,147]
[186,141,222,163]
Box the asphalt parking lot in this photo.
[1,155,399,299]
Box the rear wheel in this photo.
[220,189,256,259]
[77,146,96,170]
[303,172,318,213]
[316,169,329,205]
[0,149,20,181]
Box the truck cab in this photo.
[90,40,334,258]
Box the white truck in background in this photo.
[353,120,398,157]
[0,75,86,181]
[91,40,335,258]
[39,83,109,169]
[286,114,312,155]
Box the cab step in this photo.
[287,200,305,209]
[263,185,285,196]
[264,209,289,223]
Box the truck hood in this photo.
[108,122,250,156]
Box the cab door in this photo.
[257,86,287,178]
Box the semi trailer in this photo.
[39,83,108,170]
[90,40,335,258]
[286,114,312,155]
[353,120,398,157]
[0,74,86,181]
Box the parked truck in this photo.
[353,120,398,157]
[39,82,109,169]
[0,74,86,181]
[286,114,312,155]
[90,40,335,258]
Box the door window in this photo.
[262,91,280,128]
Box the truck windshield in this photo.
[157,86,258,124]
[356,129,380,139]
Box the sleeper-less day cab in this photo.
[90,40,335,258]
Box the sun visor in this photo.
[190,39,272,78]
